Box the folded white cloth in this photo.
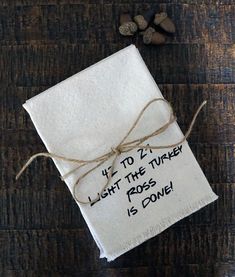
[23,44,218,261]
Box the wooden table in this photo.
[1,1,234,276]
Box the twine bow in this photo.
[16,98,207,204]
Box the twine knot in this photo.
[111,146,122,156]
[15,98,207,205]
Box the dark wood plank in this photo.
[0,0,234,6]
[0,4,234,45]
[0,225,234,271]
[1,265,235,277]
[0,43,234,86]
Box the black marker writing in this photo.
[120,156,135,168]
[126,178,157,203]
[149,145,183,169]
[88,178,121,207]
[124,166,146,184]
[142,181,173,209]
[102,166,118,179]
[127,206,138,217]
[137,144,153,160]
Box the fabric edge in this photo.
[104,192,218,262]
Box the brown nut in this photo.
[151,32,166,45]
[142,27,155,44]
[133,15,148,30]
[119,13,138,36]
[154,12,176,33]
[142,27,165,45]
[134,8,157,30]
[154,12,168,25]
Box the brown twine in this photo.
[16,98,207,205]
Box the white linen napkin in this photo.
[23,44,218,261]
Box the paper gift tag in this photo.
[22,44,218,261]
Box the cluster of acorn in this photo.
[119,9,175,45]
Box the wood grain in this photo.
[0,43,234,86]
[0,4,234,44]
[0,0,234,276]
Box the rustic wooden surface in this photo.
[0,0,234,276]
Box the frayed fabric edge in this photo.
[102,192,218,262]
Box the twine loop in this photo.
[16,98,207,205]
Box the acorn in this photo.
[134,8,157,30]
[154,12,176,33]
[141,27,165,45]
[119,13,138,36]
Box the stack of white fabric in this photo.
[23,45,218,261]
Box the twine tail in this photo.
[184,100,207,139]
[15,153,53,180]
